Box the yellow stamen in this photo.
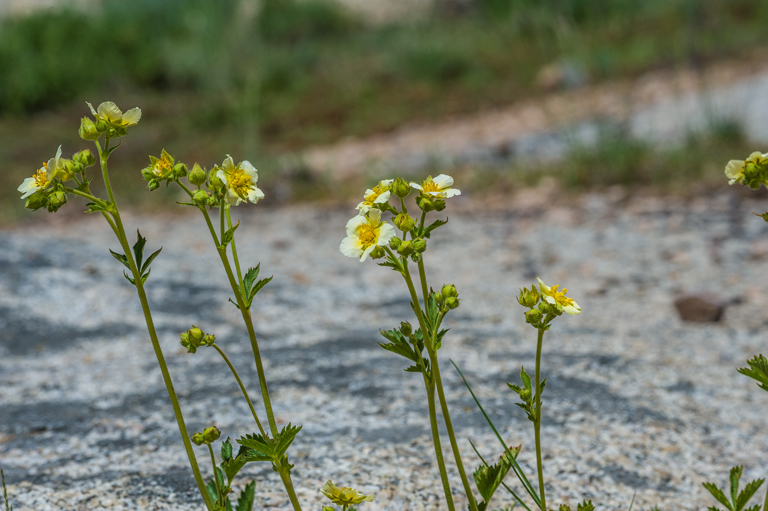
[228,166,252,197]
[549,285,574,306]
[357,222,378,247]
[33,168,48,187]
[152,154,173,177]
[421,178,440,193]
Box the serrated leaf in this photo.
[237,433,275,459]
[109,249,130,269]
[141,247,162,275]
[730,466,743,506]
[427,292,439,326]
[221,438,233,462]
[422,218,448,238]
[222,221,240,246]
[576,500,595,511]
[123,271,136,286]
[248,277,273,304]
[473,449,517,503]
[274,424,302,458]
[743,506,761,511]
[132,230,147,268]
[703,482,733,511]
[736,479,764,511]
[140,268,151,284]
[520,367,532,392]
[243,266,261,295]
[378,341,417,362]
[235,481,256,511]
[222,445,251,484]
[86,202,108,214]
[738,355,768,392]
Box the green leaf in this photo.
[248,277,273,305]
[730,466,743,507]
[473,448,517,503]
[103,141,122,158]
[109,249,130,269]
[237,433,275,460]
[422,218,448,238]
[275,424,302,459]
[141,247,162,275]
[222,445,251,484]
[736,479,764,511]
[222,221,240,246]
[520,367,532,392]
[737,355,768,392]
[243,266,261,295]
[427,292,439,326]
[86,202,108,214]
[221,438,233,462]
[378,328,418,362]
[235,481,256,511]
[132,230,147,268]
[123,271,136,286]
[703,482,733,511]
[576,501,595,511]
[229,297,241,310]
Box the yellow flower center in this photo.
[33,164,48,187]
[228,166,252,197]
[421,178,441,193]
[357,222,378,247]
[362,183,388,206]
[153,154,173,177]
[549,285,575,307]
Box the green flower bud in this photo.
[147,179,160,191]
[519,388,532,402]
[179,326,214,353]
[58,159,76,181]
[525,308,543,326]
[191,432,205,446]
[433,198,446,212]
[72,149,95,168]
[391,177,411,198]
[95,120,109,133]
[188,163,207,186]
[441,284,458,298]
[517,285,539,308]
[370,246,386,260]
[208,168,224,190]
[25,191,48,211]
[434,292,443,304]
[400,321,413,337]
[389,237,402,250]
[397,240,414,256]
[416,195,435,212]
[192,189,210,206]
[47,190,67,212]
[79,117,100,140]
[172,162,188,179]
[202,426,221,443]
[412,238,427,253]
[445,296,459,309]
[394,212,416,232]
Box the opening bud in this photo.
[416,195,435,212]
[73,149,95,168]
[433,198,446,212]
[79,117,100,140]
[47,190,68,212]
[434,292,443,304]
[188,163,207,186]
[517,285,539,308]
[394,212,416,232]
[391,177,411,198]
[59,159,76,181]
[25,191,49,211]
[202,426,221,443]
[180,325,215,353]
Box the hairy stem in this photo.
[212,345,266,437]
[534,328,547,511]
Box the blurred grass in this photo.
[1,0,768,222]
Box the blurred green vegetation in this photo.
[1,0,767,222]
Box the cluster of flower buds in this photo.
[191,426,221,446]
[19,146,98,213]
[80,101,141,140]
[388,236,427,258]
[140,149,188,191]
[434,284,460,310]
[518,278,581,329]
[179,326,216,354]
[725,151,768,189]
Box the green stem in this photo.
[212,344,266,437]
[417,258,429,308]
[402,262,478,511]
[534,328,547,511]
[225,206,245,294]
[762,481,768,511]
[425,376,457,511]
[208,443,223,504]
[97,149,214,510]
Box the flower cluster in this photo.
[725,151,768,189]
[518,277,581,329]
[17,145,97,212]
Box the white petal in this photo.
[224,189,242,205]
[121,108,142,126]
[98,101,122,122]
[410,182,423,191]
[377,222,396,245]
[544,295,557,305]
[217,169,228,184]
[222,155,235,173]
[433,174,454,189]
[366,209,383,223]
[441,188,461,198]
[563,301,581,315]
[345,215,367,236]
[380,179,394,186]
[373,190,391,204]
[340,236,363,258]
[725,160,745,179]
[355,201,369,212]
[247,186,265,203]
[86,101,98,117]
[360,244,376,262]
[537,278,550,294]
[241,160,258,179]
[18,177,38,198]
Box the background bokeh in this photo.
[1,0,768,222]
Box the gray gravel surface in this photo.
[2,189,768,510]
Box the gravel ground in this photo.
[2,187,768,511]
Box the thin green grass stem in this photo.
[451,360,542,509]
[98,151,214,511]
[534,328,547,511]
[212,344,267,437]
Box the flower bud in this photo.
[433,198,446,212]
[47,190,67,211]
[25,191,48,211]
[394,212,416,232]
[519,388,532,402]
[445,296,459,309]
[208,168,224,190]
[517,285,539,308]
[95,120,109,133]
[525,308,543,326]
[58,159,76,181]
[179,326,214,353]
[441,284,458,298]
[416,195,435,212]
[191,432,205,446]
[397,240,414,256]
[202,426,221,443]
[188,163,207,186]
[400,321,412,337]
[79,117,100,140]
[391,177,411,198]
[147,179,160,191]
[434,292,443,304]
[172,162,188,178]
[370,246,386,260]
[192,189,210,206]
[389,237,402,250]
[412,238,427,253]
[73,149,95,168]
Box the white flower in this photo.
[216,155,265,205]
[340,209,395,262]
[356,179,393,214]
[87,101,141,127]
[537,277,580,315]
[410,174,461,198]
[18,146,62,199]
[321,480,374,506]
[725,151,768,185]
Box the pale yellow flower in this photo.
[356,179,393,214]
[725,151,768,185]
[537,277,580,315]
[321,480,374,506]
[87,101,141,128]
[18,146,62,199]
[216,155,264,205]
[340,209,395,262]
[410,174,461,198]
[150,149,174,178]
